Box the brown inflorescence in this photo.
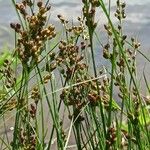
[10,0,56,66]
[19,127,36,150]
[115,1,126,20]
[31,86,41,105]
[106,127,116,148]
[0,59,16,89]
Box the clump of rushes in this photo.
[56,11,115,149]
[1,0,150,149]
[101,0,149,149]
[56,15,91,149]
[9,0,57,149]
[102,1,131,148]
[56,17,89,124]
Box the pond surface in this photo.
[0,0,150,48]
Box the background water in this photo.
[0,0,150,44]
[0,0,150,145]
[0,0,150,48]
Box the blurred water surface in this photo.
[0,0,150,47]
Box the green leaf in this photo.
[0,50,11,67]
[139,105,150,126]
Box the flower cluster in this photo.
[19,128,36,150]
[115,0,126,20]
[82,0,99,34]
[0,59,16,88]
[10,0,56,65]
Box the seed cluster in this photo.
[0,59,16,89]
[115,0,126,20]
[106,127,116,148]
[19,128,36,150]
[0,98,17,113]
[60,74,111,122]
[10,0,56,65]
[82,0,99,34]
[31,86,41,105]
[106,127,136,149]
[57,15,87,40]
